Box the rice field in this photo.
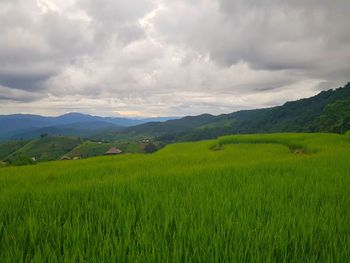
[0,133,349,262]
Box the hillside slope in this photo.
[93,114,217,141]
[5,136,82,163]
[98,82,350,142]
[0,141,27,160]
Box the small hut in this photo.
[73,156,81,160]
[105,147,123,155]
[60,155,71,160]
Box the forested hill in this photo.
[218,82,350,133]
[101,82,350,142]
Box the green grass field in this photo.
[0,133,349,262]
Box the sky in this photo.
[0,0,349,117]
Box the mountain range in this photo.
[0,113,178,141]
[1,82,349,165]
[1,82,349,142]
[93,82,350,142]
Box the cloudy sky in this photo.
[0,0,349,117]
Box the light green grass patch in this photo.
[0,133,349,261]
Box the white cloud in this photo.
[0,0,349,116]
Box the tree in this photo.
[144,143,158,153]
[40,133,48,138]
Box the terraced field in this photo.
[0,133,349,262]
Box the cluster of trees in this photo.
[311,100,350,133]
[5,154,35,166]
[143,143,158,153]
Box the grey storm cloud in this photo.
[0,0,349,116]
[154,0,350,73]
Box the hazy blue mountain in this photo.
[0,114,53,135]
[53,113,146,126]
[57,121,120,130]
[0,113,179,141]
[92,114,217,141]
[8,121,124,140]
[135,117,180,123]
[3,83,349,142]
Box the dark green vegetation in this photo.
[0,133,349,261]
[311,99,350,133]
[96,82,350,142]
[0,140,27,160]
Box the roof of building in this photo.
[105,147,123,155]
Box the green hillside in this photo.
[5,136,82,164]
[0,140,27,160]
[92,114,217,141]
[2,83,349,163]
[310,99,350,133]
[170,82,350,141]
[97,83,350,142]
[0,133,349,261]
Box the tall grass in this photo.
[0,133,349,262]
